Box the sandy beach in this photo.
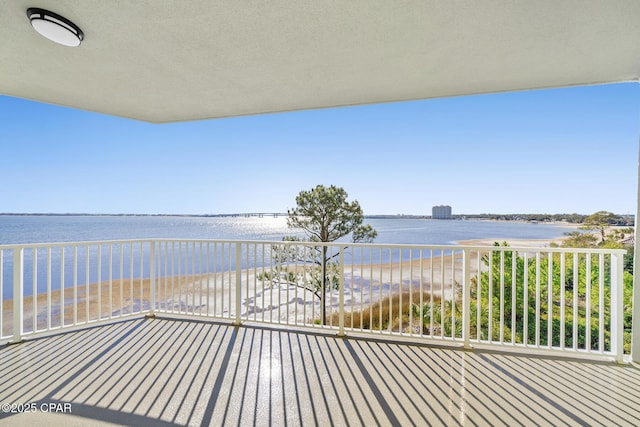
[457,236,568,248]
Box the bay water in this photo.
[0,215,574,299]
[0,215,573,245]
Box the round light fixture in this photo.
[27,8,84,47]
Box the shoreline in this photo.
[1,253,465,332]
[455,236,568,248]
[1,235,568,307]
[1,235,570,333]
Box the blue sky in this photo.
[1,83,638,215]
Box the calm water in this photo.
[0,215,573,245]
[0,215,574,299]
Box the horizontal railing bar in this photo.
[0,239,627,256]
[0,240,156,250]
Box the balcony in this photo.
[1,239,639,425]
[3,317,640,426]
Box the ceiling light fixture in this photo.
[27,8,84,47]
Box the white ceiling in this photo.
[2,1,640,123]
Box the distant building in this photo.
[432,205,452,219]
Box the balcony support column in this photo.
[632,128,640,364]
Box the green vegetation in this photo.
[340,244,631,353]
[340,211,635,354]
[579,211,624,241]
[468,244,618,350]
[458,212,634,226]
[286,185,377,244]
[559,211,634,352]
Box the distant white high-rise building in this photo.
[432,205,452,219]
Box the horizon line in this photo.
[0,212,634,218]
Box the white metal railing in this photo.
[0,239,627,362]
[0,240,154,342]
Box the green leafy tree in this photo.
[561,231,598,248]
[579,211,619,242]
[287,185,377,244]
[261,185,377,324]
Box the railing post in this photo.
[338,247,345,337]
[234,243,242,326]
[632,133,640,364]
[12,248,24,344]
[148,241,156,317]
[462,249,471,349]
[611,252,624,363]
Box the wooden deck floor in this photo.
[1,317,640,426]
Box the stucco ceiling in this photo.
[2,1,640,123]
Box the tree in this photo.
[260,185,377,324]
[287,185,377,244]
[561,231,598,248]
[579,211,619,242]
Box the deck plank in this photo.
[1,317,639,426]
